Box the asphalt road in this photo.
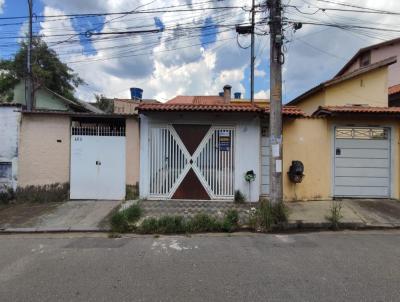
[0,231,399,302]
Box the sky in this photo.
[0,0,400,103]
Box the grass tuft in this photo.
[326,201,343,230]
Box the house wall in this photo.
[0,106,21,190]
[13,82,69,111]
[126,117,140,186]
[282,117,400,201]
[18,114,71,187]
[139,112,261,202]
[294,90,325,116]
[325,67,388,107]
[343,43,400,87]
[283,118,332,201]
[114,99,139,114]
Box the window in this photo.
[360,51,371,67]
[335,127,388,140]
[0,162,12,180]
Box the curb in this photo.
[0,227,111,234]
[1,223,399,235]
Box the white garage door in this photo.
[334,127,391,198]
[260,126,270,195]
[70,124,126,200]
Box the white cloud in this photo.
[254,89,269,99]
[38,0,253,102]
[36,0,400,103]
[0,0,4,14]
[255,69,266,78]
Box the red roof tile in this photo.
[389,84,400,95]
[313,105,400,116]
[138,102,305,116]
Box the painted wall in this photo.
[295,90,325,116]
[282,117,400,201]
[139,112,261,202]
[0,106,21,190]
[325,67,388,107]
[343,43,400,87]
[14,82,69,111]
[18,114,71,187]
[295,67,389,115]
[283,118,332,201]
[126,117,140,186]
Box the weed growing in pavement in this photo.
[326,201,343,230]
[110,211,130,233]
[15,183,69,203]
[247,199,289,231]
[124,203,142,222]
[125,184,139,200]
[234,190,246,204]
[110,203,143,233]
[138,210,240,234]
[0,187,14,204]
[222,209,239,232]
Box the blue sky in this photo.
[0,0,395,102]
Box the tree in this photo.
[0,37,84,102]
[94,94,114,113]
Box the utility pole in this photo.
[26,0,34,111]
[250,0,255,103]
[268,0,283,204]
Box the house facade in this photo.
[1,82,142,200]
[287,57,399,200]
[18,111,140,200]
[138,86,304,202]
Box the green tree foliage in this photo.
[0,37,84,102]
[94,94,114,113]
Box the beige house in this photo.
[0,81,142,200]
[18,111,140,199]
[285,57,400,201]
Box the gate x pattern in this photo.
[149,124,235,200]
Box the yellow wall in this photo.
[126,117,140,186]
[325,67,388,107]
[283,118,332,201]
[282,117,400,201]
[294,90,325,116]
[18,114,71,187]
[294,66,389,115]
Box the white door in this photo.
[334,127,391,198]
[70,126,126,200]
[260,126,270,195]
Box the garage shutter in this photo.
[334,127,390,198]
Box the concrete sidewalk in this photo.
[0,200,120,233]
[1,199,399,233]
[287,199,400,229]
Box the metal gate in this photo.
[260,125,270,195]
[70,122,126,200]
[334,126,391,198]
[149,124,235,200]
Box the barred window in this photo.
[0,162,12,180]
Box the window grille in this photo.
[335,127,388,140]
[71,125,125,136]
